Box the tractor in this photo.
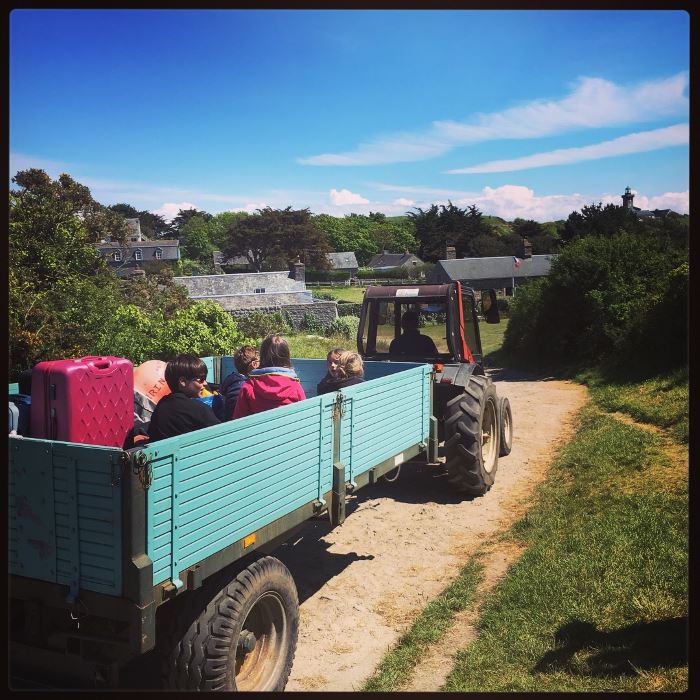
[357,282,512,495]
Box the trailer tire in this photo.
[443,374,499,495]
[161,555,298,691]
[498,396,513,457]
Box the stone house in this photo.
[174,260,337,329]
[95,218,180,275]
[327,252,359,277]
[366,251,425,271]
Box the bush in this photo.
[305,269,351,282]
[298,312,327,334]
[338,302,363,317]
[311,289,338,301]
[328,316,360,341]
[503,232,688,373]
[234,310,291,340]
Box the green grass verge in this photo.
[287,334,350,359]
[576,366,688,444]
[444,405,687,692]
[362,559,483,692]
[361,371,688,692]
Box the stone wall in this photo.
[196,291,314,310]
[174,271,305,296]
[229,301,338,330]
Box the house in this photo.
[621,186,673,219]
[173,260,338,329]
[366,251,425,271]
[327,252,359,277]
[428,255,556,292]
[95,218,180,275]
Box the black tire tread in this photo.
[443,374,499,495]
[160,555,298,691]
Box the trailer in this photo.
[9,357,436,690]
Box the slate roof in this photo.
[327,252,358,269]
[367,252,424,269]
[429,255,556,283]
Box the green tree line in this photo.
[503,203,688,377]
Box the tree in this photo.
[109,202,139,219]
[9,169,125,375]
[223,207,330,272]
[409,201,494,261]
[561,202,639,243]
[170,207,212,238]
[138,210,171,240]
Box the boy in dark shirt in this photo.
[148,354,221,442]
[217,345,260,420]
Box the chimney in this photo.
[290,256,305,283]
[446,245,456,260]
[521,238,533,259]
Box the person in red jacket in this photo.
[233,334,306,419]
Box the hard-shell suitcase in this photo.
[8,394,31,435]
[30,356,134,448]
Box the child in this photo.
[148,354,221,442]
[316,347,344,396]
[233,334,306,419]
[217,345,260,420]
[317,351,365,394]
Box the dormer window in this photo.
[134,249,143,261]
[155,248,163,260]
[113,250,123,262]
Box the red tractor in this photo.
[357,282,512,495]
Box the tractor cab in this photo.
[357,282,499,370]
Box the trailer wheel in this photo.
[498,397,513,457]
[162,555,298,691]
[443,374,499,495]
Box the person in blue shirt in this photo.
[217,345,260,420]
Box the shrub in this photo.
[503,232,688,373]
[298,312,327,334]
[234,310,291,339]
[338,302,363,317]
[311,289,337,301]
[328,316,360,341]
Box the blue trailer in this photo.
[9,357,437,690]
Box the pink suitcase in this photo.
[30,356,134,448]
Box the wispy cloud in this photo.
[299,73,688,166]
[447,123,689,174]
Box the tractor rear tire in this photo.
[161,555,298,691]
[444,374,499,496]
[498,396,513,457]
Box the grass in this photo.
[312,285,366,303]
[361,368,688,692]
[287,334,349,359]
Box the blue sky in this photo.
[10,9,689,222]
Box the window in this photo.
[113,250,123,262]
[155,248,163,260]
[254,288,266,294]
[134,249,143,261]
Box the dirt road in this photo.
[277,369,588,692]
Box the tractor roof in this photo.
[363,284,466,300]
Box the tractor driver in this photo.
[389,310,439,356]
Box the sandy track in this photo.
[278,370,588,692]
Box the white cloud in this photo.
[393,197,415,206]
[368,183,689,221]
[447,124,689,174]
[299,73,688,166]
[152,202,200,221]
[329,188,370,206]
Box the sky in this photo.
[9,9,690,223]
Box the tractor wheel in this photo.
[443,374,499,496]
[498,397,513,457]
[161,555,298,691]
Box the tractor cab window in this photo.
[361,300,450,356]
